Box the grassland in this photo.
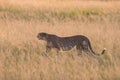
[0,0,120,80]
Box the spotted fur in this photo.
[37,32,106,56]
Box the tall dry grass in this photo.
[0,0,120,80]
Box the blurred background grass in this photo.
[0,0,120,80]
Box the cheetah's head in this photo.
[37,32,48,40]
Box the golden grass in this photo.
[0,0,120,80]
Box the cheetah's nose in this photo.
[37,35,39,38]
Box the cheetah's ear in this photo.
[43,33,47,37]
[44,33,48,38]
[40,32,48,38]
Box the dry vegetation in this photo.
[0,0,120,80]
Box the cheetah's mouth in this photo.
[37,35,41,40]
[37,36,43,40]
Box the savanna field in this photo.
[0,0,120,80]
